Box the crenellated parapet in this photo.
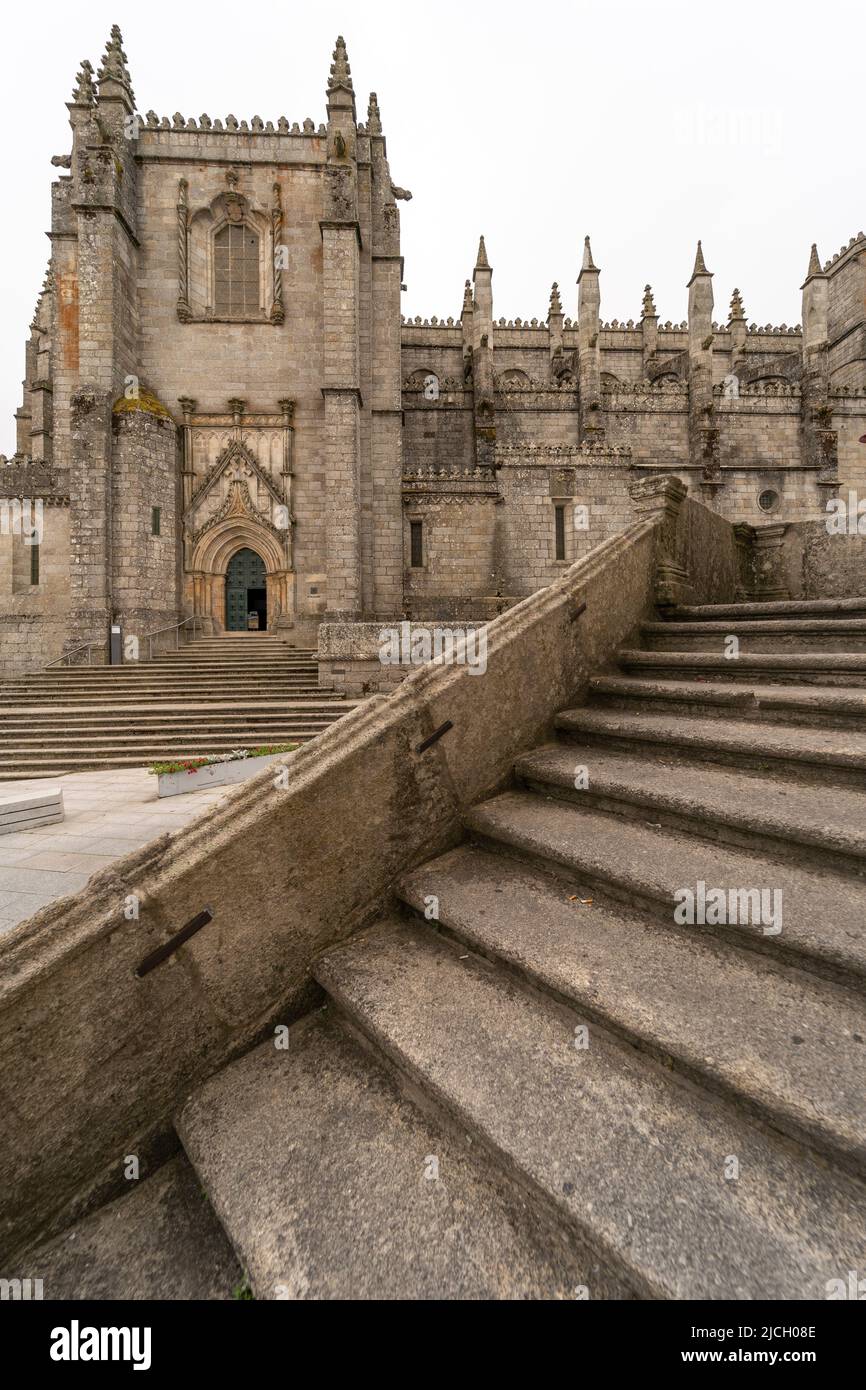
[0,458,70,502]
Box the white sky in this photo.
[2,0,863,455]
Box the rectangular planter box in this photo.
[156,753,285,799]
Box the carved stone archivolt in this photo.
[180,404,296,629]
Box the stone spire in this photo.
[581,235,598,273]
[326,35,356,124]
[728,288,747,354]
[805,243,823,281]
[472,237,493,328]
[71,59,95,107]
[367,92,382,135]
[577,236,602,439]
[549,281,563,317]
[641,286,658,365]
[328,35,353,94]
[96,24,135,104]
[688,239,712,286]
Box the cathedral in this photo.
[1,25,865,675]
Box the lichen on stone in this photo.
[112,389,172,420]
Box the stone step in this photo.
[6,672,319,685]
[463,791,866,986]
[19,1154,243,1300]
[0,716,348,735]
[397,845,866,1175]
[588,675,866,730]
[617,648,866,686]
[314,921,866,1300]
[177,1012,593,1300]
[0,729,332,752]
[0,747,320,778]
[555,706,866,786]
[667,597,866,622]
[514,741,866,875]
[2,681,323,694]
[642,619,866,654]
[0,688,330,705]
[129,666,319,676]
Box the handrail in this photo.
[44,639,105,670]
[38,616,203,673]
[140,615,203,662]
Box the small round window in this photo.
[758,489,780,513]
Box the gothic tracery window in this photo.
[213,223,261,317]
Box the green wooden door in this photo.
[225,548,266,631]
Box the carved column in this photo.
[177,179,191,322]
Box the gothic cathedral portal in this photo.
[225,548,267,631]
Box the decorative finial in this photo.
[549,282,563,316]
[582,236,598,272]
[692,240,709,276]
[462,280,474,315]
[806,243,822,278]
[642,284,656,317]
[729,287,745,322]
[328,35,353,92]
[71,59,95,106]
[96,24,135,101]
[475,236,490,269]
[367,92,382,135]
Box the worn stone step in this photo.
[588,675,866,730]
[17,1154,243,1300]
[0,720,342,738]
[514,741,866,874]
[177,1012,596,1300]
[667,598,866,622]
[397,845,866,1175]
[315,921,866,1300]
[618,649,866,686]
[0,735,328,755]
[642,619,866,654]
[2,680,328,690]
[5,674,318,686]
[0,688,329,705]
[556,706,866,786]
[464,791,866,986]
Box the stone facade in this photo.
[2,27,866,675]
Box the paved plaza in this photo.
[0,769,228,934]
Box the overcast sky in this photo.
[2,0,862,455]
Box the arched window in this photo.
[213,223,260,317]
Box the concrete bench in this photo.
[0,786,64,835]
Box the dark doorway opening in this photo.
[247,587,267,631]
[225,548,267,631]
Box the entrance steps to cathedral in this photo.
[168,597,866,1298]
[0,637,360,778]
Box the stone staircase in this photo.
[170,597,866,1299]
[0,635,360,779]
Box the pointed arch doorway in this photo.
[225,547,267,631]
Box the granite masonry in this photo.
[2,26,866,677]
